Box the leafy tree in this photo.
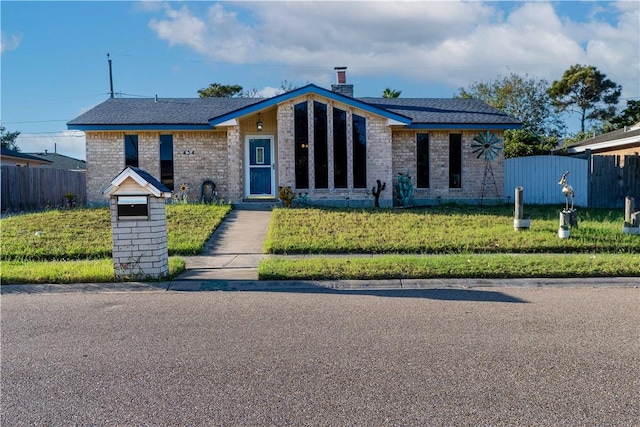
[0,126,20,151]
[198,83,244,98]
[547,64,622,133]
[276,80,299,95]
[457,73,563,157]
[503,129,558,158]
[382,88,401,98]
[606,99,640,130]
[458,73,563,137]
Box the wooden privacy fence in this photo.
[504,155,640,208]
[590,155,640,208]
[1,166,86,212]
[504,156,589,207]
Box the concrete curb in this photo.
[2,277,638,295]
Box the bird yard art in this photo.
[558,170,578,238]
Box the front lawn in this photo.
[260,205,640,280]
[265,205,637,254]
[0,204,231,284]
[1,204,232,261]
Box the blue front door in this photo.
[246,137,274,197]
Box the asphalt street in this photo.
[2,285,639,426]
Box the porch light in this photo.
[256,113,263,132]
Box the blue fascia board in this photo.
[67,124,213,131]
[208,84,413,127]
[406,123,522,130]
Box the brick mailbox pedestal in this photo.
[104,167,172,280]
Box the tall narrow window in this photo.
[294,102,309,189]
[313,101,328,189]
[449,133,462,188]
[416,133,430,188]
[352,114,367,188]
[159,135,174,191]
[333,108,348,188]
[124,135,138,168]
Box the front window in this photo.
[124,135,138,168]
[417,133,430,188]
[352,114,367,188]
[294,102,309,189]
[160,135,174,191]
[449,133,462,188]
[333,108,348,188]
[313,101,328,189]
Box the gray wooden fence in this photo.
[590,155,640,208]
[504,155,589,207]
[1,166,86,212]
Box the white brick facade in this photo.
[109,196,169,279]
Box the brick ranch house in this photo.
[68,68,521,207]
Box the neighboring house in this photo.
[25,151,86,172]
[68,68,521,207]
[1,148,52,167]
[563,122,640,166]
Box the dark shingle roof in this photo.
[130,167,171,194]
[68,92,520,128]
[565,124,640,149]
[356,97,521,125]
[68,97,262,126]
[25,152,86,170]
[1,148,53,163]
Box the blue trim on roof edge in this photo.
[208,84,413,127]
[407,123,522,130]
[67,124,213,131]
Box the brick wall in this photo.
[86,130,227,205]
[392,130,505,205]
[275,97,394,207]
[109,196,168,279]
[86,108,505,207]
[86,132,124,205]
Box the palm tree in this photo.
[382,88,401,98]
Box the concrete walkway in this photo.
[176,204,273,281]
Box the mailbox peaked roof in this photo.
[103,167,172,198]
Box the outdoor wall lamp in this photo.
[256,113,263,132]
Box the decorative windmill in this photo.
[471,131,503,205]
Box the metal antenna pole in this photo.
[108,53,114,98]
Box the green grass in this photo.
[259,254,640,280]
[3,203,639,283]
[1,257,186,284]
[265,205,638,254]
[261,205,640,280]
[0,204,230,285]
[1,204,232,261]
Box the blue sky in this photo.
[2,1,639,161]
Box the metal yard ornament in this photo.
[558,170,575,210]
[472,131,503,205]
[471,131,503,161]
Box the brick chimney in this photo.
[331,66,354,97]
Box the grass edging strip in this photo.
[1,258,185,285]
[258,254,640,280]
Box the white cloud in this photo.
[1,31,22,53]
[146,1,639,98]
[16,132,86,161]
